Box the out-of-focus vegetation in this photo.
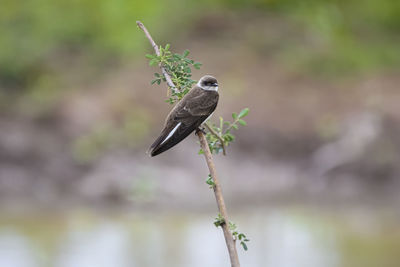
[1,0,399,93]
[243,0,400,75]
[1,0,161,89]
[72,108,150,162]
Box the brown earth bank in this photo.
[1,99,400,210]
[1,13,400,210]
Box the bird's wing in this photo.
[175,92,219,119]
[149,92,218,157]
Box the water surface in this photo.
[0,207,399,267]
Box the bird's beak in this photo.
[212,83,218,87]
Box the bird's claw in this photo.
[196,127,207,135]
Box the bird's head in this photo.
[198,75,218,91]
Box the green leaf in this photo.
[240,241,248,251]
[145,54,154,59]
[224,133,235,142]
[149,58,158,66]
[193,63,202,69]
[183,49,190,57]
[198,149,204,155]
[238,119,247,126]
[214,214,225,227]
[173,54,182,60]
[206,174,215,188]
[232,124,238,130]
[165,43,170,50]
[232,112,237,119]
[238,108,249,118]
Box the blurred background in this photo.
[1,0,400,266]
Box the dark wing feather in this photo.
[147,121,179,155]
[149,115,209,156]
[149,89,219,157]
[176,92,219,119]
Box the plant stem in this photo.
[225,118,240,133]
[196,129,240,267]
[205,122,227,155]
[136,21,178,95]
[137,20,240,267]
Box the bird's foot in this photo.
[196,127,206,135]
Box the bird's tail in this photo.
[147,130,169,157]
[148,121,195,157]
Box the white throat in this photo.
[197,81,218,92]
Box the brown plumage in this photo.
[149,75,219,156]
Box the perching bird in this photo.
[148,75,219,156]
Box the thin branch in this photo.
[224,118,240,133]
[204,122,227,156]
[196,130,240,267]
[137,20,240,267]
[136,21,178,94]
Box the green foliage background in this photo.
[1,0,399,91]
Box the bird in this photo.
[148,75,219,157]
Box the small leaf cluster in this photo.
[206,174,215,189]
[229,222,250,251]
[213,213,225,227]
[206,108,249,154]
[146,44,202,104]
